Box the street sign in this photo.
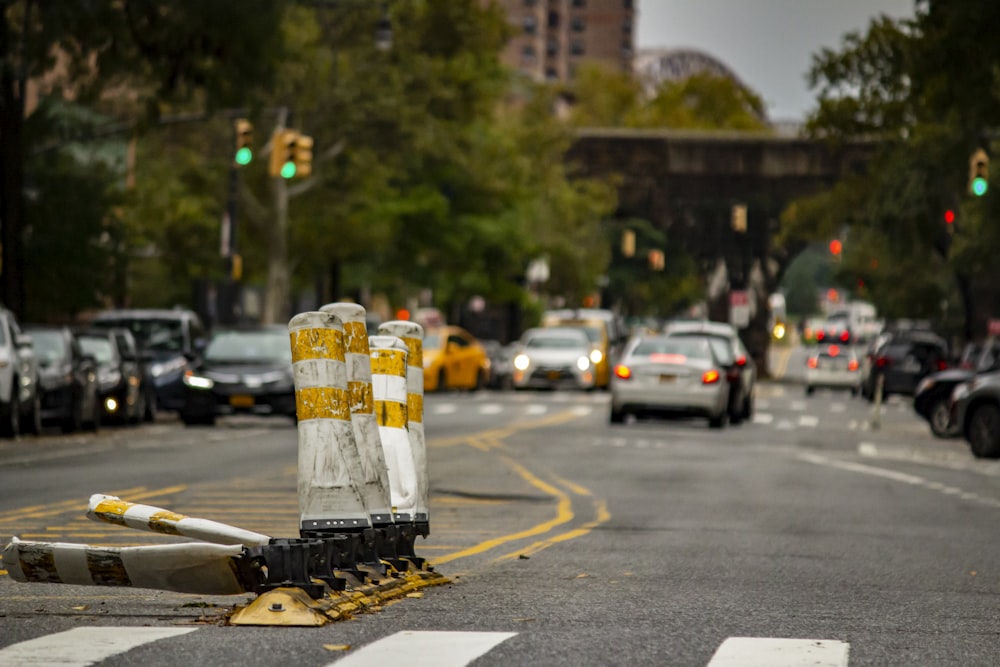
[730,290,750,328]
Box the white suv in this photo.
[0,308,41,437]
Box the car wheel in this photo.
[928,398,953,438]
[181,411,215,427]
[967,404,1000,458]
[23,391,42,436]
[61,399,85,434]
[86,390,101,433]
[1,388,21,439]
[805,385,815,396]
[473,369,487,392]
[742,395,754,420]
[609,406,625,424]
[144,388,157,423]
[129,391,146,426]
[437,369,447,393]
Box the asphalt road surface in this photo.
[1,363,998,666]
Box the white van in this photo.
[826,301,881,344]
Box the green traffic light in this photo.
[973,177,988,197]
[280,161,296,179]
[235,147,252,166]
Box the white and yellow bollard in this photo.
[2,537,249,595]
[87,494,271,547]
[289,311,370,535]
[377,320,429,534]
[319,303,394,526]
[368,335,419,523]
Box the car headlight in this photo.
[513,354,531,371]
[576,356,591,372]
[183,371,214,390]
[589,349,603,364]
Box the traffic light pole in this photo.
[219,159,242,326]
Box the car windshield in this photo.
[78,336,115,364]
[525,333,587,349]
[94,318,184,353]
[669,333,734,364]
[632,337,711,361]
[205,330,291,363]
[28,331,68,365]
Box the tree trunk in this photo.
[262,177,290,324]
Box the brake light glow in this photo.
[702,369,720,384]
[807,357,818,369]
[650,353,687,364]
[848,360,859,371]
[613,364,632,380]
[827,345,840,356]
[735,355,747,366]
[936,359,948,371]
[816,331,826,341]
[839,330,850,342]
[875,356,890,368]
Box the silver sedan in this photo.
[510,327,599,390]
[610,335,730,428]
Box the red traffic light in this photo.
[944,210,955,224]
[829,239,842,255]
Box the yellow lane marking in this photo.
[494,498,611,562]
[430,454,574,567]
[429,410,580,448]
[0,486,185,522]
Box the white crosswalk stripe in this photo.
[328,631,517,666]
[0,627,197,666]
[706,637,850,666]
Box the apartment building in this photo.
[493,0,636,82]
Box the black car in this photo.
[75,328,145,425]
[861,329,949,400]
[951,369,1000,458]
[25,326,101,433]
[180,326,295,426]
[90,309,208,415]
[913,337,1000,438]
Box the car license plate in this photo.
[230,395,254,408]
[659,374,676,383]
[547,370,560,380]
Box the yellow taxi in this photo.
[541,309,619,389]
[422,326,491,392]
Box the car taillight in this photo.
[936,359,948,371]
[702,369,720,384]
[839,330,850,342]
[827,344,840,356]
[875,356,891,368]
[816,331,825,341]
[807,357,818,369]
[735,355,747,367]
[848,360,859,371]
[613,364,632,380]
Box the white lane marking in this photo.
[752,413,774,425]
[478,404,503,415]
[330,631,517,667]
[570,406,593,416]
[800,453,1000,509]
[432,404,457,415]
[776,420,795,430]
[789,400,807,411]
[849,419,859,431]
[798,415,819,428]
[857,442,878,457]
[0,627,197,666]
[706,637,849,667]
[756,399,770,409]
[830,403,846,413]
[525,405,548,415]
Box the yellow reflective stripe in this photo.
[407,393,423,424]
[148,510,184,536]
[375,400,408,428]
[91,498,129,527]
[289,328,344,363]
[296,386,351,421]
[86,548,131,586]
[343,321,370,354]
[348,381,374,414]
[371,350,407,377]
[401,337,423,367]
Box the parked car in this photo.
[422,326,490,392]
[860,329,949,401]
[481,340,514,390]
[950,370,1000,458]
[25,326,101,433]
[915,337,1000,438]
[180,326,295,426]
[804,344,862,396]
[609,334,730,428]
[75,328,145,425]
[0,307,42,437]
[510,327,599,391]
[663,320,756,424]
[90,309,208,415]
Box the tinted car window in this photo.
[28,331,68,365]
[96,318,184,353]
[205,331,291,363]
[79,337,116,364]
[632,337,711,360]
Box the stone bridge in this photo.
[566,128,877,374]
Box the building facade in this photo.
[493,0,636,82]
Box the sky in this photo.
[636,0,917,122]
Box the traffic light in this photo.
[944,209,955,224]
[269,129,298,178]
[621,230,635,257]
[731,204,747,232]
[829,239,842,262]
[969,148,989,196]
[293,133,314,178]
[648,249,665,271]
[234,119,253,166]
